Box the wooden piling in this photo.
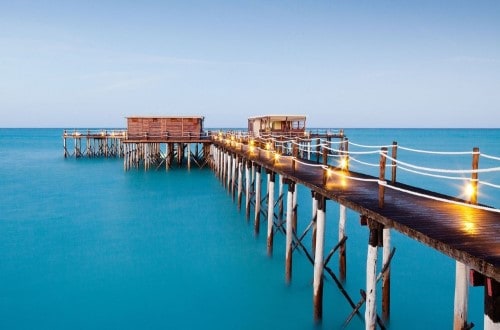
[485,278,500,329]
[382,226,391,320]
[366,219,379,330]
[232,154,237,200]
[226,151,232,190]
[278,175,284,222]
[63,131,68,158]
[285,179,295,284]
[454,261,469,330]
[254,165,262,234]
[267,171,276,255]
[313,194,326,322]
[311,191,318,257]
[292,183,298,234]
[237,159,243,209]
[245,161,251,219]
[339,204,347,282]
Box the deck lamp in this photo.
[464,182,476,200]
[339,158,348,170]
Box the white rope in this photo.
[396,165,466,181]
[349,141,394,149]
[384,154,500,174]
[479,181,500,189]
[348,156,380,168]
[325,139,343,146]
[380,181,500,213]
[397,145,474,155]
[481,153,500,161]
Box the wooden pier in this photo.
[210,131,500,330]
[63,129,126,158]
[63,115,500,329]
[64,116,213,170]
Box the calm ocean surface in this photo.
[1,128,499,329]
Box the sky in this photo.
[1,0,499,128]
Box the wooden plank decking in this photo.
[218,141,500,282]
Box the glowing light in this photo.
[249,139,255,146]
[266,142,271,150]
[464,183,475,199]
[327,168,333,178]
[274,153,281,162]
[339,158,348,170]
[249,145,255,153]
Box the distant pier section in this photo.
[63,116,212,170]
[63,129,127,158]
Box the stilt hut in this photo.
[126,116,205,140]
[248,115,306,137]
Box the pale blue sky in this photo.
[1,1,499,128]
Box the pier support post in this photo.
[278,175,284,222]
[311,191,318,257]
[267,171,276,255]
[285,179,295,284]
[254,165,262,234]
[366,219,379,330]
[232,155,237,200]
[226,152,234,189]
[485,278,500,330]
[293,183,298,233]
[313,194,326,322]
[339,204,347,282]
[454,262,469,330]
[237,159,243,209]
[221,151,226,183]
[187,143,191,170]
[382,226,391,320]
[245,161,251,219]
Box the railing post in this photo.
[391,141,398,184]
[379,147,388,208]
[343,137,349,171]
[322,143,328,186]
[471,147,479,204]
[316,138,321,163]
[292,140,297,173]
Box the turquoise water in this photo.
[0,128,498,329]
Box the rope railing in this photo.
[63,129,128,137]
[213,131,500,209]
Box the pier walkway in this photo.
[210,132,500,330]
